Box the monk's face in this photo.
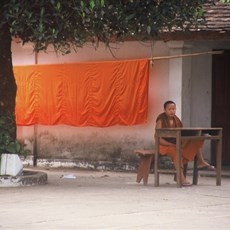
[164,103,176,117]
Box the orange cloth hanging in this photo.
[14,59,149,127]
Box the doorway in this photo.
[212,50,230,166]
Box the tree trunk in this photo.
[0,23,17,139]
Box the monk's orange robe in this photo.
[156,113,203,167]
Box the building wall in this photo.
[12,39,230,168]
[190,40,230,161]
[13,41,170,168]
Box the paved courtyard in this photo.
[0,167,230,230]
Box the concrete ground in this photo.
[0,167,230,230]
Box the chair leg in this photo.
[136,155,153,185]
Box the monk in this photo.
[155,100,215,186]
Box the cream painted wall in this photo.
[13,41,171,165]
[13,39,229,166]
[189,40,230,161]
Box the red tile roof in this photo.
[201,0,230,33]
[158,1,230,41]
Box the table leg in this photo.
[216,138,222,186]
[192,155,198,185]
[176,132,182,187]
[154,136,159,187]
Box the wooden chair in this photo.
[134,150,154,185]
[135,149,199,186]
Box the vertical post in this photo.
[33,125,38,166]
[154,130,159,187]
[35,51,38,64]
[216,128,222,186]
[176,130,182,187]
[192,155,198,185]
[167,41,184,119]
[33,51,38,166]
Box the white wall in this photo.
[13,41,170,163]
[189,40,230,161]
[13,39,229,165]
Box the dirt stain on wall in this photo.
[35,130,153,165]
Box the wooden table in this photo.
[154,128,222,187]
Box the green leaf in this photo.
[57,2,61,10]
[41,7,45,16]
[147,26,151,35]
[90,0,95,9]
[5,142,17,154]
[126,14,135,21]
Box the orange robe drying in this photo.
[14,59,149,127]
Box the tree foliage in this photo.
[1,0,208,54]
[220,0,230,3]
[0,0,209,140]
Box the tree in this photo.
[0,0,208,140]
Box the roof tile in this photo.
[201,1,230,32]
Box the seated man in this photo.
[155,100,215,186]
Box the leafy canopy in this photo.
[220,0,230,3]
[1,0,207,54]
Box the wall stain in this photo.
[27,130,153,170]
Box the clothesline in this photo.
[148,50,223,61]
